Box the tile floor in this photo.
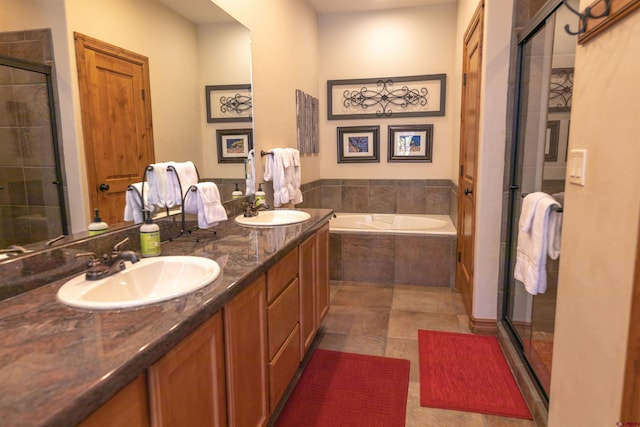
[315,280,537,427]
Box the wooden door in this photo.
[75,33,155,225]
[224,275,268,427]
[456,1,483,317]
[78,374,149,427]
[148,312,227,427]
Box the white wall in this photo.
[318,4,457,180]
[548,9,640,426]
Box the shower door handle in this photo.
[99,183,110,192]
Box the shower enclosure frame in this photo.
[0,54,68,240]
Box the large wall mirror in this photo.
[0,0,252,255]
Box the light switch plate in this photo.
[568,149,587,186]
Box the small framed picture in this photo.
[388,124,433,162]
[337,126,380,163]
[216,128,253,163]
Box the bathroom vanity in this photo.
[0,208,332,427]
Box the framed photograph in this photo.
[328,74,446,120]
[205,84,252,123]
[545,120,560,162]
[388,125,433,162]
[337,126,380,163]
[216,128,253,163]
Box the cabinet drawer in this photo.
[267,248,299,303]
[267,278,299,360]
[268,324,301,413]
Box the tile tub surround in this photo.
[0,208,333,427]
[330,232,456,287]
[299,179,455,218]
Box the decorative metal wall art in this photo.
[296,89,319,154]
[205,84,252,123]
[548,68,574,112]
[327,74,446,120]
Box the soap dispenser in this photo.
[140,211,161,257]
[232,183,243,199]
[88,208,108,236]
[255,184,266,206]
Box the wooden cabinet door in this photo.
[224,275,268,427]
[148,312,227,427]
[79,374,150,427]
[299,233,317,359]
[316,222,330,324]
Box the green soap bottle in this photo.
[232,183,243,199]
[140,211,161,257]
[88,208,108,236]
[255,183,266,206]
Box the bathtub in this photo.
[329,213,456,287]
[330,213,456,236]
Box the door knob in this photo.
[464,188,473,196]
[99,183,110,192]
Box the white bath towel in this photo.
[263,148,289,207]
[166,161,199,207]
[514,192,561,295]
[245,149,256,195]
[185,182,227,229]
[284,148,303,205]
[124,182,156,224]
[146,161,176,208]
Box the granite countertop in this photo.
[0,208,333,427]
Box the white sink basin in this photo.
[235,209,311,227]
[57,256,221,310]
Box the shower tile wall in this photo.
[0,30,62,247]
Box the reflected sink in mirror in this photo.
[235,210,311,227]
[57,256,221,310]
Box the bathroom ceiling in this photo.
[306,0,457,15]
[156,0,235,24]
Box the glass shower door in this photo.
[504,2,576,398]
[0,58,66,248]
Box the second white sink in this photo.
[235,209,311,227]
[57,256,221,310]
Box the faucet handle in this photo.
[75,252,101,267]
[113,237,130,252]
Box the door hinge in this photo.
[463,73,467,86]
[457,251,461,263]
[141,89,145,100]
[460,164,464,177]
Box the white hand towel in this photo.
[514,192,561,295]
[124,182,156,224]
[245,149,256,195]
[194,182,228,229]
[264,148,289,207]
[284,148,303,205]
[167,161,198,207]
[146,161,175,208]
[547,209,563,260]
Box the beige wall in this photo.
[317,4,457,180]
[548,9,640,427]
[212,0,321,184]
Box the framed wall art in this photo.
[327,74,446,120]
[205,84,252,123]
[387,125,433,163]
[337,126,380,163]
[216,128,253,163]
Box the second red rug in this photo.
[275,349,410,427]
[418,330,531,419]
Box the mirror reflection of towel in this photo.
[183,182,227,229]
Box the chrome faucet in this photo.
[76,238,140,281]
[242,200,271,217]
